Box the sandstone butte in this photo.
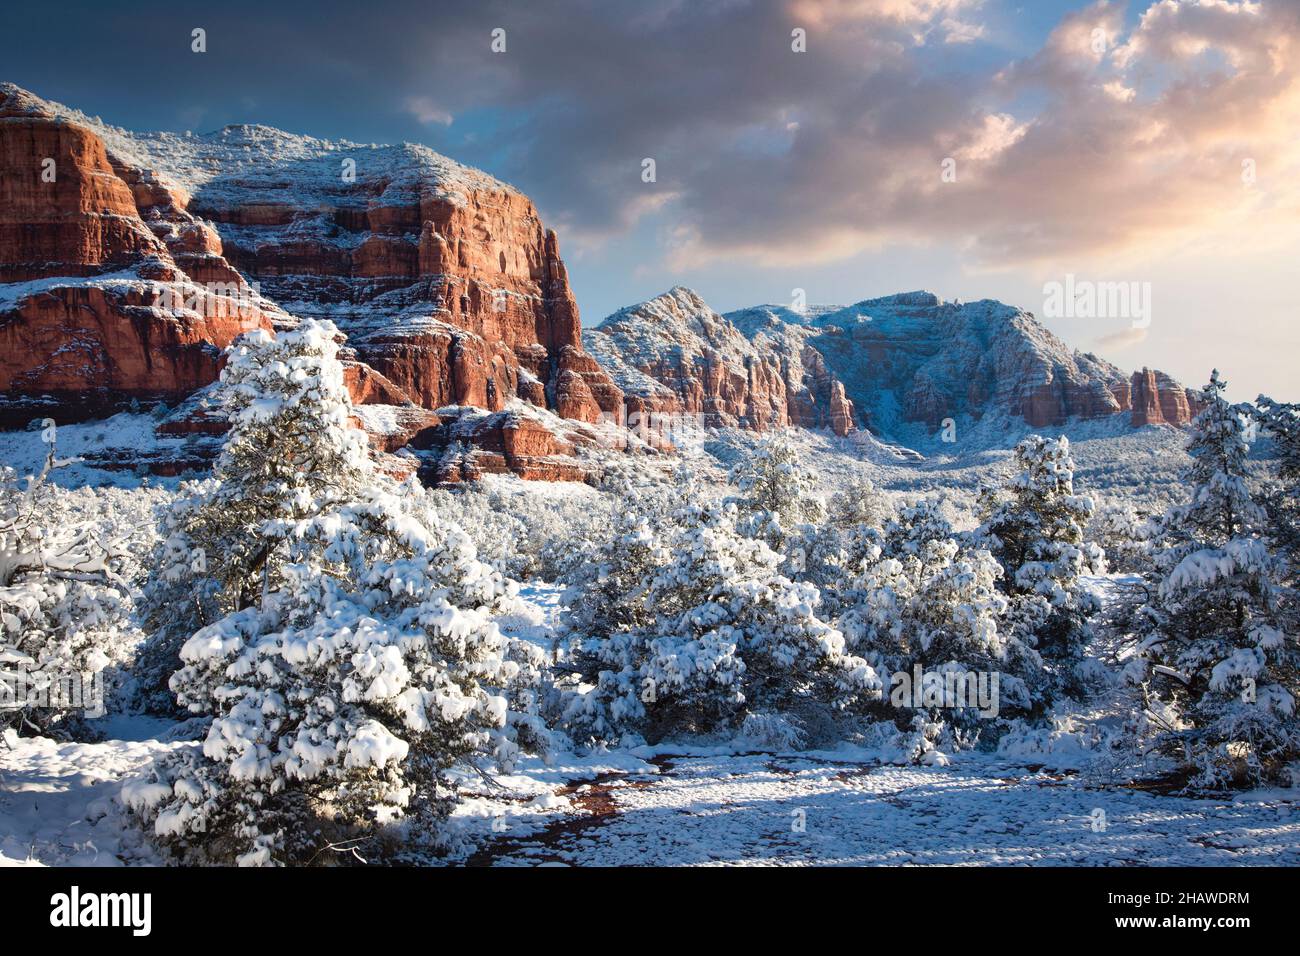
[0,83,632,480]
[0,83,1200,482]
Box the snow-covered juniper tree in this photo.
[561,505,668,649]
[824,472,892,532]
[563,490,877,748]
[1085,499,1155,574]
[1127,371,1298,791]
[806,471,890,614]
[976,435,1104,700]
[1,427,132,737]
[727,431,825,573]
[557,507,671,742]
[134,321,382,710]
[840,497,1036,761]
[124,321,524,864]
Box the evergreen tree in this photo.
[728,432,825,572]
[125,321,523,863]
[1128,371,1298,790]
[841,498,1037,760]
[1086,499,1155,574]
[564,492,877,747]
[1253,394,1300,567]
[1,431,131,737]
[135,322,374,710]
[977,435,1104,699]
[806,471,890,615]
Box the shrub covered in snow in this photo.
[727,431,825,573]
[1127,371,1299,791]
[427,477,611,583]
[562,484,877,746]
[134,321,379,711]
[839,497,1039,761]
[804,472,891,614]
[976,435,1105,699]
[1254,393,1300,569]
[1085,498,1156,574]
[124,321,527,864]
[1,432,136,737]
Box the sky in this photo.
[3,0,1297,401]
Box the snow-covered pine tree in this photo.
[558,499,673,742]
[134,321,378,710]
[1085,499,1155,574]
[727,431,825,574]
[124,321,523,864]
[825,472,892,532]
[976,435,1104,700]
[840,497,1036,761]
[1,427,132,737]
[565,492,877,748]
[1127,371,1298,791]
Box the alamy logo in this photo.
[890,665,1000,718]
[1,666,104,718]
[50,886,151,936]
[1042,274,1151,328]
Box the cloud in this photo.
[403,96,452,126]
[14,0,1296,282]
[361,0,1299,279]
[1093,326,1150,350]
[940,17,986,44]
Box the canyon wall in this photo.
[0,85,272,424]
[0,84,626,479]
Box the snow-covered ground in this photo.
[0,725,173,867]
[468,747,1300,867]
[6,727,1297,867]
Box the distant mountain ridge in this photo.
[584,286,854,436]
[587,287,1199,446]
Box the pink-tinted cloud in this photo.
[664,0,1300,269]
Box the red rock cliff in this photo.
[0,84,273,423]
[0,84,625,479]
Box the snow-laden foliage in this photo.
[1255,394,1300,483]
[134,322,376,711]
[561,507,669,654]
[557,463,714,645]
[727,431,825,572]
[124,321,526,864]
[562,482,878,746]
[804,472,891,614]
[976,435,1105,701]
[824,471,893,532]
[1086,498,1155,574]
[426,479,610,583]
[1127,371,1298,791]
[1,432,136,737]
[839,497,1038,761]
